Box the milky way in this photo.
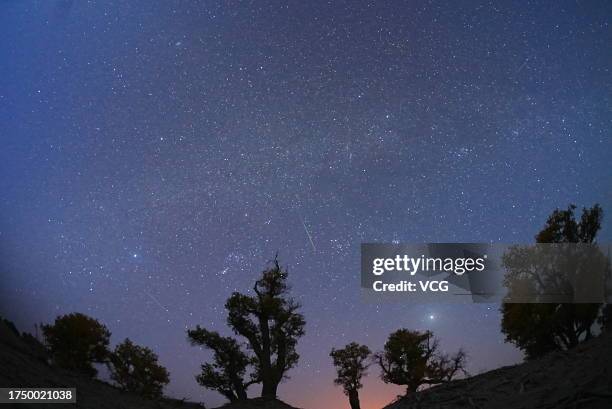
[1,2,611,409]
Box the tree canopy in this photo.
[330,342,371,409]
[501,204,605,359]
[42,312,110,377]
[108,338,170,399]
[375,329,466,395]
[225,257,305,398]
[187,327,257,401]
[188,256,305,400]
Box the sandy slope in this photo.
[0,320,299,409]
[0,320,205,409]
[383,332,612,409]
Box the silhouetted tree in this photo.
[225,257,306,398]
[0,316,19,337]
[187,327,257,402]
[501,205,604,359]
[41,313,110,377]
[375,329,466,395]
[108,338,170,399]
[330,342,371,409]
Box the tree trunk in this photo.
[406,384,418,395]
[257,309,275,398]
[222,391,238,402]
[235,387,247,400]
[261,381,278,399]
[348,389,360,409]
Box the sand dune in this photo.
[383,332,612,409]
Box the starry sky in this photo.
[1,1,611,408]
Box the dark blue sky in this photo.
[1,1,611,408]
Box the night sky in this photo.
[1,1,612,409]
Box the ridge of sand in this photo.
[383,332,612,409]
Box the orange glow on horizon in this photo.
[281,377,405,409]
